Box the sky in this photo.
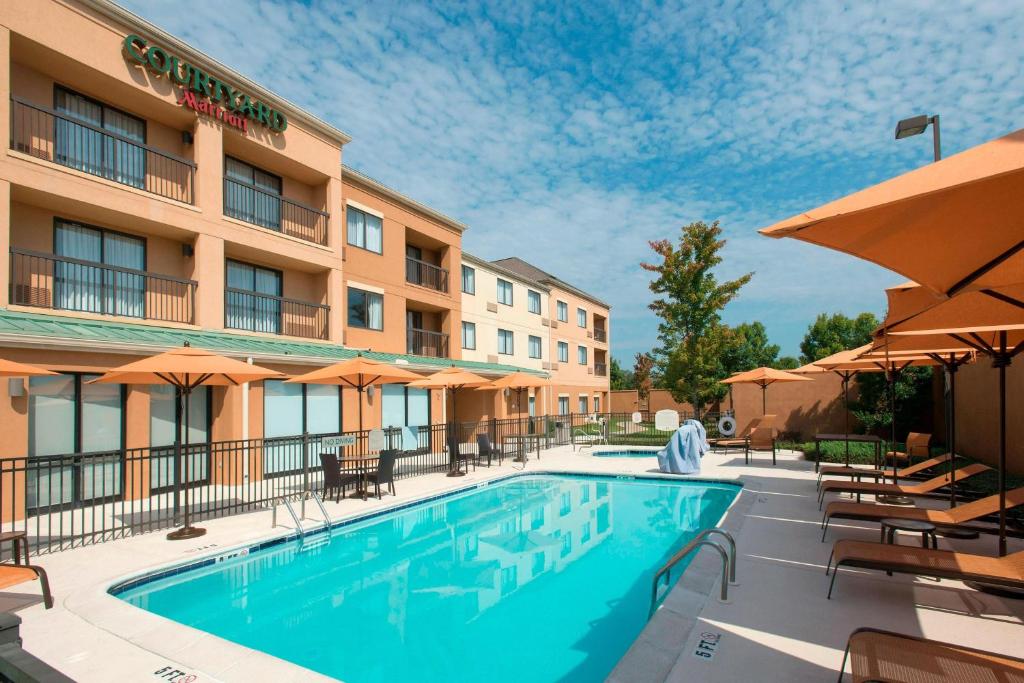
[122,0,1024,364]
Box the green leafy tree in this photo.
[641,221,752,414]
[799,312,879,363]
[610,357,634,390]
[852,366,934,439]
[774,356,800,370]
[720,322,780,374]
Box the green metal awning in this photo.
[0,309,544,376]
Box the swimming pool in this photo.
[114,474,739,682]
[592,449,661,458]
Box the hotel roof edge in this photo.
[462,252,550,291]
[342,165,468,233]
[491,257,611,309]
[83,0,353,146]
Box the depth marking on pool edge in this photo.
[693,631,721,660]
[153,665,199,682]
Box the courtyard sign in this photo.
[123,34,288,133]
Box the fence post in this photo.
[301,430,310,495]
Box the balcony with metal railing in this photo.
[594,328,607,343]
[9,97,195,204]
[224,288,329,340]
[405,256,449,293]
[223,177,329,246]
[407,327,449,358]
[9,248,197,324]
[595,362,608,377]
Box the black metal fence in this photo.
[223,177,329,246]
[0,412,709,557]
[224,288,330,340]
[407,327,449,358]
[405,256,449,293]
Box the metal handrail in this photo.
[223,176,329,217]
[305,490,332,535]
[10,247,198,286]
[649,527,736,617]
[271,495,305,539]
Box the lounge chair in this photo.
[710,414,775,452]
[817,452,952,489]
[818,463,991,509]
[884,431,931,466]
[821,486,1024,542]
[826,539,1024,599]
[0,564,53,609]
[364,449,397,499]
[745,425,776,466]
[319,452,360,502]
[837,627,1024,682]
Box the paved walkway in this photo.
[4,446,1021,681]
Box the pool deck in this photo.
[6,445,1023,682]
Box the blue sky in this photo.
[122,0,1024,363]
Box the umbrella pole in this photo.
[843,374,850,468]
[948,359,957,507]
[168,384,206,540]
[997,333,1008,557]
[447,387,465,477]
[762,384,766,416]
[878,365,912,506]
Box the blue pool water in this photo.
[592,449,661,458]
[116,474,739,682]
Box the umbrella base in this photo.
[877,494,914,506]
[167,526,206,541]
[446,470,466,478]
[964,581,1024,600]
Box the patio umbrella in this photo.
[90,343,282,540]
[720,367,812,415]
[759,127,1024,296]
[407,366,490,477]
[0,358,57,377]
[285,354,422,432]
[482,372,550,463]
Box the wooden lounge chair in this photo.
[837,627,1024,682]
[884,431,931,466]
[745,425,776,466]
[817,452,952,489]
[821,486,1024,542]
[0,564,53,609]
[818,463,991,509]
[710,414,775,452]
[826,539,1024,599]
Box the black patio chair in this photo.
[476,433,503,467]
[320,452,360,502]
[447,431,475,473]
[365,449,398,499]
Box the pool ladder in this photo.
[648,528,736,619]
[271,492,332,542]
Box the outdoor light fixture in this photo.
[895,114,941,161]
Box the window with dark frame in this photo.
[528,289,541,314]
[54,86,146,189]
[224,156,283,230]
[347,287,384,330]
[498,328,514,355]
[347,205,383,254]
[497,278,514,306]
[462,265,476,294]
[556,300,568,322]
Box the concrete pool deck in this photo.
[5,445,1022,682]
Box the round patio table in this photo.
[880,518,938,549]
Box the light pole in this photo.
[895,114,941,161]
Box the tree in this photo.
[852,366,934,440]
[609,357,634,390]
[633,353,654,403]
[719,322,780,374]
[641,221,752,414]
[799,312,879,363]
[774,356,800,370]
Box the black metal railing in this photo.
[595,363,607,377]
[9,97,195,204]
[405,257,449,293]
[223,177,329,246]
[225,288,329,340]
[9,248,197,324]
[407,327,449,358]
[594,328,607,342]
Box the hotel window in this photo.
[578,396,588,413]
[578,345,588,365]
[594,396,601,413]
[561,532,572,558]
[557,341,569,363]
[461,265,475,294]
[28,374,125,509]
[347,287,384,330]
[150,385,210,491]
[54,86,146,189]
[560,491,572,516]
[532,551,546,577]
[462,321,477,350]
[556,300,568,322]
[500,566,518,595]
[224,157,283,230]
[53,219,145,318]
[497,278,513,306]
[382,384,430,430]
[558,396,569,415]
[346,206,383,254]
[226,260,282,334]
[577,307,587,328]
[527,289,541,314]
[528,335,542,359]
[498,329,514,355]
[263,380,341,475]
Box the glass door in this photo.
[149,385,210,492]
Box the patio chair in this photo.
[837,627,1024,682]
[365,449,397,499]
[817,452,952,489]
[884,432,931,466]
[821,486,1024,542]
[475,434,503,467]
[744,425,776,465]
[711,414,775,453]
[319,452,360,503]
[0,564,53,609]
[447,432,475,473]
[818,463,991,509]
[826,540,1024,599]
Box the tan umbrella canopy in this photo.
[0,358,57,377]
[720,366,812,415]
[760,127,1024,296]
[407,366,491,477]
[91,343,282,540]
[482,371,549,415]
[286,355,422,432]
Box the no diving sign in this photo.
[692,631,721,660]
[322,435,357,449]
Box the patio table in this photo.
[504,433,545,462]
[339,454,379,501]
[814,433,883,472]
